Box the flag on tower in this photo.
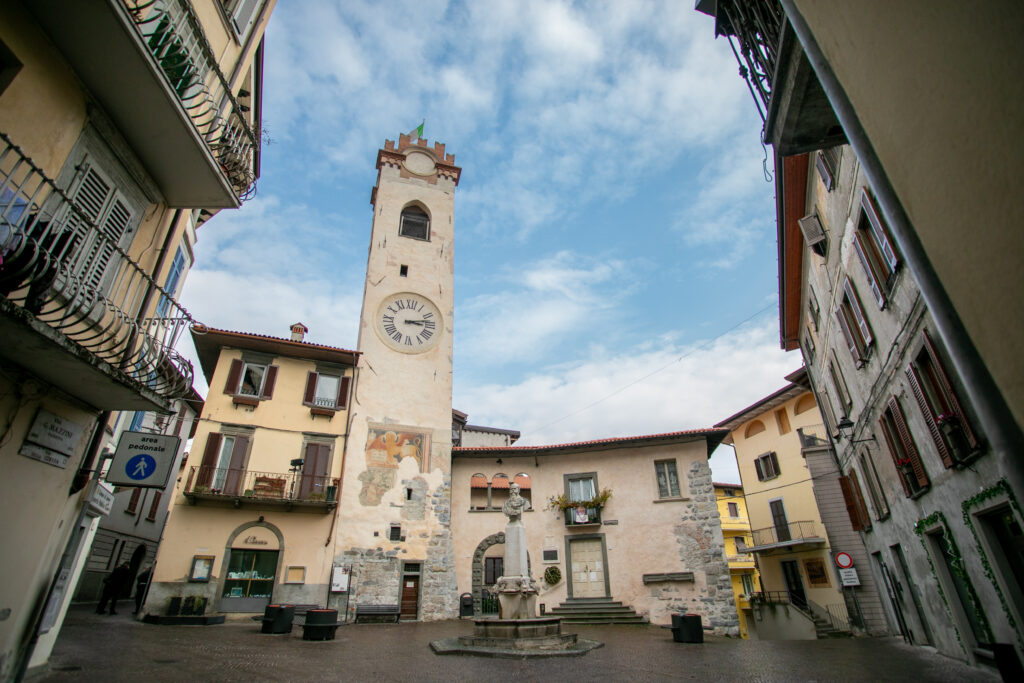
[409,120,424,139]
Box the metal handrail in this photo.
[123,0,258,200]
[750,520,821,546]
[713,0,784,122]
[184,465,340,502]
[0,131,193,399]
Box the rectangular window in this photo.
[754,452,780,481]
[727,502,739,518]
[807,287,820,331]
[238,363,266,396]
[906,331,980,467]
[836,278,874,366]
[839,470,872,532]
[654,460,680,498]
[156,247,187,317]
[484,557,503,585]
[399,207,430,240]
[879,397,929,497]
[829,357,852,414]
[859,452,890,520]
[389,524,402,541]
[146,491,162,522]
[303,371,350,411]
[568,475,596,503]
[853,189,900,308]
[735,536,748,551]
[741,573,755,595]
[223,0,263,41]
[128,411,146,432]
[224,358,277,400]
[815,147,840,191]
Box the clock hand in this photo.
[404,320,426,326]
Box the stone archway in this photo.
[470,531,531,616]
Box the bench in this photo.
[355,604,400,623]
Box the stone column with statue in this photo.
[495,482,539,619]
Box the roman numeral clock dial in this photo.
[375,292,442,353]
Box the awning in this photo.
[470,474,488,489]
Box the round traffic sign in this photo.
[834,551,854,569]
[125,453,156,481]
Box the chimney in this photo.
[290,322,308,342]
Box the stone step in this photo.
[557,617,648,625]
[549,605,637,613]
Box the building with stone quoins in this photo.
[714,482,760,638]
[0,0,275,676]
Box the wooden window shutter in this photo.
[922,331,978,448]
[336,376,351,409]
[861,190,899,272]
[853,233,886,308]
[838,476,863,531]
[769,452,780,477]
[906,363,953,468]
[815,152,835,191]
[198,433,223,487]
[223,434,249,495]
[173,404,186,436]
[848,468,872,531]
[224,359,243,394]
[260,365,278,399]
[304,371,317,405]
[754,457,765,481]
[843,279,873,348]
[878,412,912,497]
[147,491,162,521]
[835,306,862,365]
[889,397,929,489]
[126,487,141,514]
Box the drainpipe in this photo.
[778,0,1024,466]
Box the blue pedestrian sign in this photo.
[125,453,157,481]
[106,431,180,488]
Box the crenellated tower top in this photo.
[371,135,461,206]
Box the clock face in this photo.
[375,293,442,353]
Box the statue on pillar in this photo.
[495,483,539,619]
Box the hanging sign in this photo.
[106,431,180,488]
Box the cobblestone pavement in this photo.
[32,607,997,682]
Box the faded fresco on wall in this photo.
[359,426,431,505]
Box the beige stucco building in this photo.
[451,429,740,633]
[714,482,759,638]
[0,1,274,676]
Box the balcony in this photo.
[797,426,829,450]
[564,506,602,527]
[1,132,193,410]
[746,521,826,554]
[183,466,339,513]
[29,0,259,207]
[697,0,846,155]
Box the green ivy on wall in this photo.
[961,478,1023,649]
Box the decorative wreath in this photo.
[543,566,562,585]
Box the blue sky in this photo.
[178,0,804,483]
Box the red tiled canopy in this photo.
[470,474,488,489]
[491,476,510,489]
[514,474,531,489]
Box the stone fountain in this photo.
[431,483,601,658]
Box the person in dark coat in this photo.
[96,562,131,615]
[134,565,152,614]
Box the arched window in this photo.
[513,473,532,503]
[470,473,488,510]
[399,205,430,241]
[744,420,766,438]
[490,473,510,509]
[795,394,817,415]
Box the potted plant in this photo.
[546,488,612,513]
[244,489,254,497]
[306,492,326,501]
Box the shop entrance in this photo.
[221,549,278,612]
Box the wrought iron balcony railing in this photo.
[750,520,822,547]
[124,0,258,200]
[184,466,340,505]
[797,426,829,449]
[0,132,193,400]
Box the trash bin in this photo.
[459,593,474,618]
[671,613,703,643]
[302,609,341,641]
[261,604,295,634]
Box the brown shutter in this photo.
[922,331,979,449]
[336,376,351,409]
[888,397,929,489]
[861,190,899,272]
[173,404,186,436]
[848,468,872,531]
[769,451,780,478]
[223,435,249,496]
[838,475,863,531]
[198,433,223,487]
[843,279,873,348]
[835,307,862,365]
[304,371,317,405]
[126,487,141,514]
[224,359,243,395]
[299,442,320,497]
[853,233,886,308]
[906,363,954,468]
[147,491,162,521]
[261,365,278,399]
[879,412,912,497]
[754,457,764,481]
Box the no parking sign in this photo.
[106,431,180,488]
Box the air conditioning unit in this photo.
[798,214,828,257]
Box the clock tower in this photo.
[335,133,461,619]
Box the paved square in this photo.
[33,607,997,682]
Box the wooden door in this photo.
[400,575,419,620]
[570,538,606,598]
[781,560,806,609]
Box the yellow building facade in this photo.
[714,482,759,638]
[0,1,275,676]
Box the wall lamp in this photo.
[496,458,502,465]
[837,416,877,444]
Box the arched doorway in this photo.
[470,532,531,616]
